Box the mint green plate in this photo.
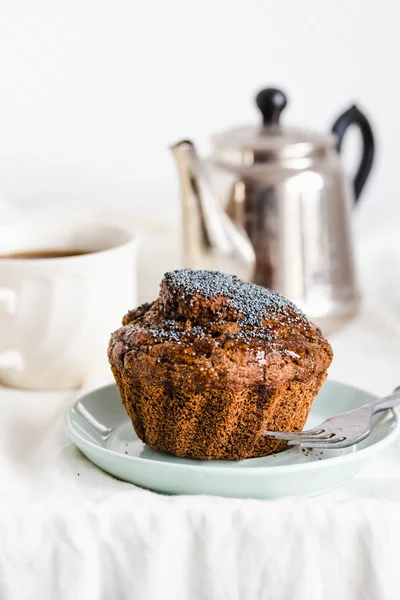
[66,381,399,499]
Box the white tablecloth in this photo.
[1,224,400,600]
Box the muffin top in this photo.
[110,270,332,389]
[158,269,301,328]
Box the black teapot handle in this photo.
[331,105,375,203]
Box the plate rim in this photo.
[66,380,400,475]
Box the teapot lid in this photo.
[212,88,335,164]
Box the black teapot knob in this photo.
[256,88,287,126]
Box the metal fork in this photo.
[263,387,400,449]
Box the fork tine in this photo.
[287,436,347,448]
[263,428,327,441]
[263,430,343,445]
[262,431,309,441]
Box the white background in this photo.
[0,0,398,232]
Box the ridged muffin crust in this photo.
[109,270,333,460]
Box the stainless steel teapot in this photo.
[171,87,374,333]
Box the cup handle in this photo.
[0,288,16,313]
[0,288,24,372]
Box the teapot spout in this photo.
[170,140,255,281]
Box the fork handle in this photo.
[372,388,400,414]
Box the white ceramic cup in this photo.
[0,220,137,390]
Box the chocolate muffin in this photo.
[108,270,333,460]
